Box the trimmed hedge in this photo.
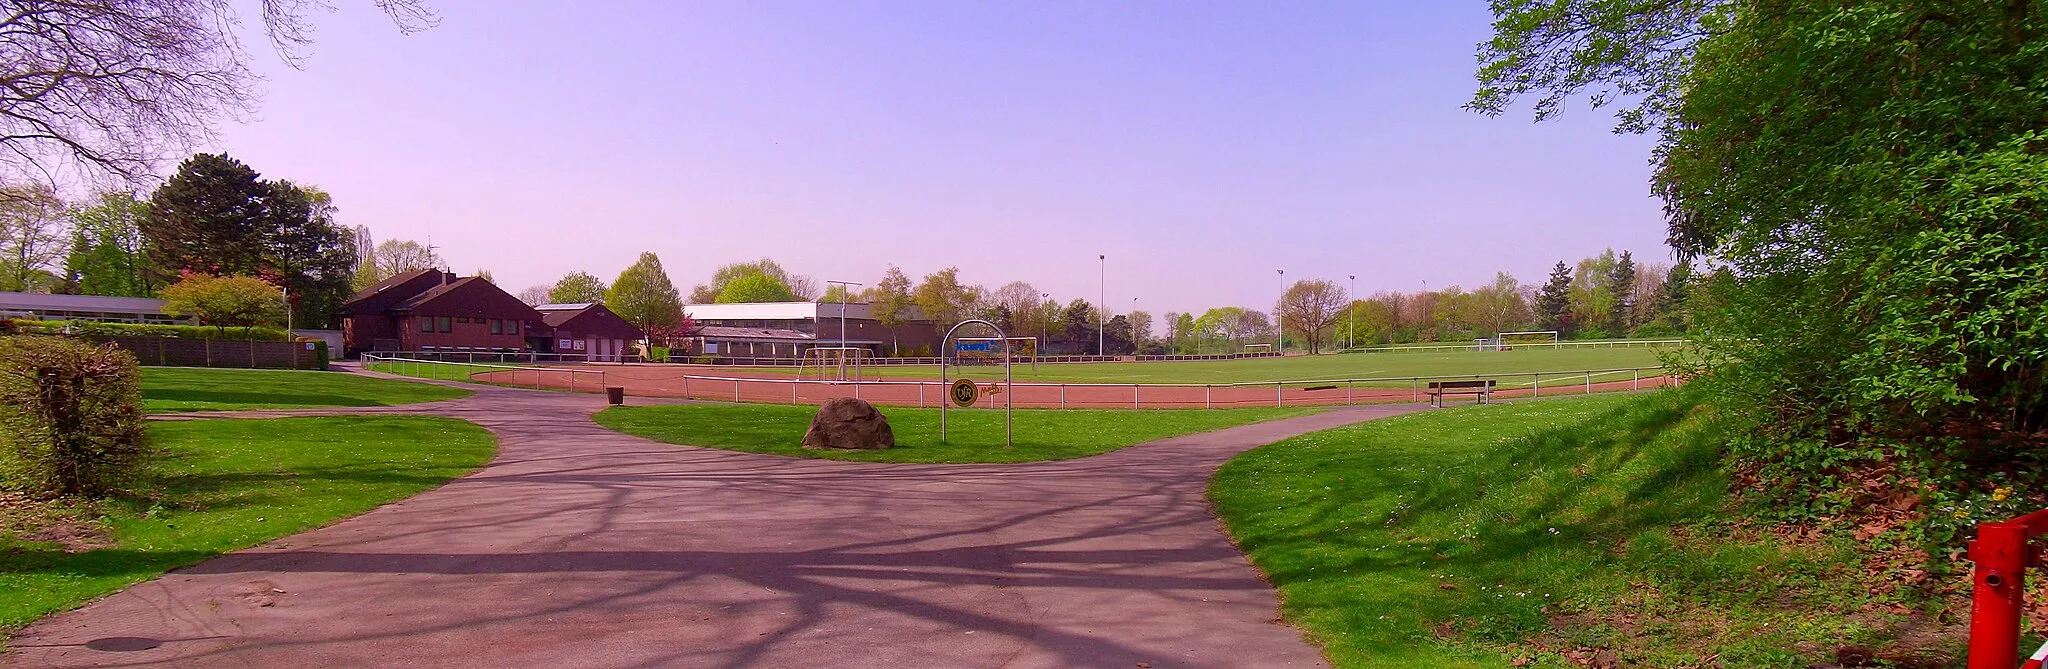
[0,336,152,497]
[4,319,291,341]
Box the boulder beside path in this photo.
[802,397,895,450]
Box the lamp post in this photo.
[1098,254,1106,356]
[826,280,862,381]
[1276,268,1285,355]
[1347,274,1356,351]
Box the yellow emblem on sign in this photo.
[949,378,980,408]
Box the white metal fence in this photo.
[364,354,1674,409]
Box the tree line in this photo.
[1,154,375,330]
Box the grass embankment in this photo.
[0,417,496,632]
[722,346,1668,386]
[595,404,1316,463]
[1212,392,1952,667]
[143,367,470,412]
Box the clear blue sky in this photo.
[208,1,1666,315]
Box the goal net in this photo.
[1496,331,1560,349]
[799,346,875,381]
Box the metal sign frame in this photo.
[939,319,1013,447]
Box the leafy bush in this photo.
[646,346,670,363]
[159,274,285,334]
[0,336,152,497]
[7,319,290,341]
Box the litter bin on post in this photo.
[606,386,626,406]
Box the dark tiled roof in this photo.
[395,277,477,311]
[345,269,440,305]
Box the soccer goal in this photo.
[800,346,875,381]
[1497,331,1560,350]
[1242,343,1274,357]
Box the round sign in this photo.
[949,378,980,408]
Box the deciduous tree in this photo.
[607,252,684,332]
[0,183,69,292]
[159,274,284,335]
[64,191,157,297]
[1276,279,1346,354]
[869,265,914,355]
[548,271,607,304]
[0,1,435,183]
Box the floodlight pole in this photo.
[826,280,862,382]
[1276,268,1285,355]
[1097,254,1106,356]
[1348,274,1356,351]
[1131,296,1139,350]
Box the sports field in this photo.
[721,346,1668,385]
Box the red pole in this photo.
[1970,510,2048,669]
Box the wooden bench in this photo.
[1425,380,1495,407]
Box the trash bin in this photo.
[606,386,626,406]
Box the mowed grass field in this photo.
[595,404,1318,463]
[143,367,470,412]
[715,346,1671,386]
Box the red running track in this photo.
[470,366,1676,409]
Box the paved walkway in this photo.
[7,376,1425,668]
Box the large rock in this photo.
[801,397,895,450]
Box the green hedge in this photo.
[4,319,291,341]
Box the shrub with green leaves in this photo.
[6,319,290,341]
[1475,1,2048,546]
[0,336,152,497]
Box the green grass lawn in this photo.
[143,367,471,412]
[1211,392,1935,668]
[0,416,496,635]
[720,346,1670,386]
[594,404,1316,463]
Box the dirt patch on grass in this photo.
[0,493,112,553]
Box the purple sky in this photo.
[207,1,1666,315]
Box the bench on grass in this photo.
[1425,380,1495,407]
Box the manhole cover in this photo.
[84,637,163,652]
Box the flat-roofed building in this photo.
[681,302,938,359]
[0,291,191,324]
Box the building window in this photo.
[437,316,452,332]
[489,319,501,334]
[508,320,519,335]
[420,317,433,333]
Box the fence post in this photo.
[1533,373,1540,398]
[1411,378,1418,403]
[1585,372,1592,395]
[1276,381,1283,408]
[683,374,691,399]
[793,379,799,404]
[1060,384,1066,408]
[1134,384,1140,409]
[919,382,925,407]
[205,339,213,367]
[1633,369,1640,390]
[1205,385,1212,409]
[735,379,741,403]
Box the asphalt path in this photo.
[7,372,1426,668]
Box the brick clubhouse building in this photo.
[343,270,641,360]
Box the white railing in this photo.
[362,354,613,392]
[365,355,1673,409]
[1345,339,1687,354]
